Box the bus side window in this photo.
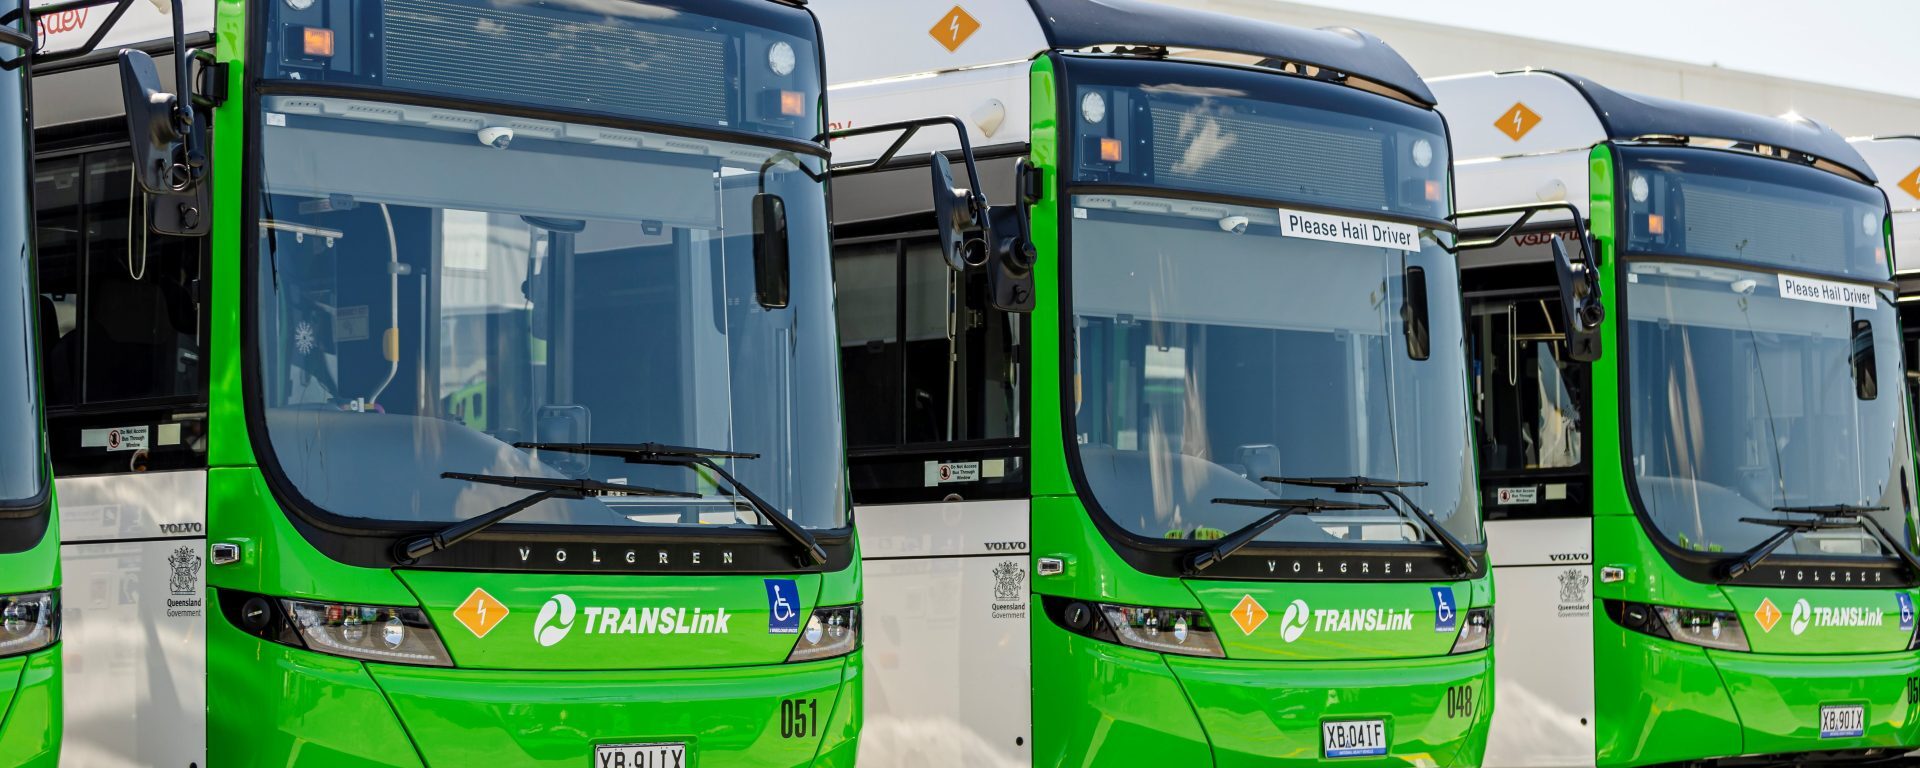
[1468,291,1588,518]
[34,145,209,475]
[833,234,1026,502]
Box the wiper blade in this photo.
[1724,507,1920,579]
[514,441,827,566]
[394,472,696,564]
[1267,475,1480,574]
[515,441,759,461]
[1187,497,1388,574]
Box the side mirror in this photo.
[929,153,983,271]
[752,193,790,309]
[1852,319,1879,401]
[118,49,188,195]
[1402,266,1430,361]
[1551,236,1604,363]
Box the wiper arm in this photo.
[1267,476,1480,574]
[514,441,827,566]
[394,473,696,564]
[1724,507,1920,579]
[1187,497,1388,575]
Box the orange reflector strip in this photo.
[1647,213,1665,235]
[1425,180,1441,202]
[779,90,805,117]
[1099,137,1122,163]
[303,27,335,57]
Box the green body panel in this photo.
[1189,581,1474,661]
[1020,57,1494,764]
[1168,652,1490,767]
[1578,145,1920,765]
[370,655,853,767]
[397,570,822,669]
[0,651,58,768]
[1723,586,1914,654]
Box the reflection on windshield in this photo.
[0,81,39,509]
[254,96,844,531]
[1627,262,1913,556]
[1070,195,1480,547]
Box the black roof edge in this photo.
[1028,0,1435,107]
[1517,69,1876,184]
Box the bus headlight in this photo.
[786,605,860,662]
[1449,607,1493,654]
[1605,599,1748,652]
[282,599,455,666]
[220,590,453,667]
[1043,597,1225,658]
[0,590,57,658]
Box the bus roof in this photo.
[1432,70,1874,183]
[1027,0,1433,106]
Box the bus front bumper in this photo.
[366,652,860,768]
[0,649,59,768]
[1164,650,1493,768]
[1703,649,1920,761]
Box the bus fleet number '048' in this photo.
[1446,685,1475,719]
[780,699,818,739]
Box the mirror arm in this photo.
[1454,201,1595,264]
[824,115,991,216]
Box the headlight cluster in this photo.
[222,590,453,667]
[786,605,861,663]
[1045,596,1226,658]
[0,590,57,658]
[1605,599,1749,652]
[1450,607,1493,654]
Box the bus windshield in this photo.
[251,96,845,532]
[1070,197,1479,548]
[0,77,41,513]
[1621,147,1915,559]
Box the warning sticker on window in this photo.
[82,425,151,452]
[925,461,981,486]
[1778,274,1877,310]
[1495,486,1538,505]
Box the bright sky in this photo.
[1278,0,1920,99]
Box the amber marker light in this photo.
[302,27,335,58]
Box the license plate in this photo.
[1322,719,1388,758]
[593,742,687,768]
[1819,705,1865,739]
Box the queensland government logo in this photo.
[167,546,201,595]
[992,560,1026,601]
[1557,568,1591,618]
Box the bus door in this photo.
[1462,229,1597,768]
[833,155,1032,764]
[32,59,212,765]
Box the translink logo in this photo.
[531,593,733,647]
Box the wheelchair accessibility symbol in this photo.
[765,578,801,635]
[1432,587,1457,632]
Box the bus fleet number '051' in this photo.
[780,699,818,739]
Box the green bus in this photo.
[24,0,938,763]
[1437,70,1920,767]
[820,0,1493,764]
[0,4,57,764]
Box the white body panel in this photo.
[1848,136,1920,276]
[1430,71,1608,164]
[57,470,208,768]
[828,61,1032,163]
[857,499,1031,768]
[1481,517,1596,768]
[819,0,1047,86]
[30,0,214,56]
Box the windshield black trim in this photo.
[1066,183,1456,234]
[236,13,853,575]
[1618,252,1898,292]
[1606,144,1919,588]
[253,81,831,159]
[1049,52,1485,582]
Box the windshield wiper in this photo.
[1723,505,1920,579]
[514,441,828,566]
[394,472,696,564]
[1266,476,1480,574]
[1187,497,1388,574]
